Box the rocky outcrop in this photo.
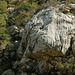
[1,6,75,75]
[12,7,75,74]
[19,7,75,55]
[7,7,14,13]
[19,29,24,37]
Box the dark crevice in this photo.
[65,37,74,56]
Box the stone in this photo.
[9,6,75,74]
[7,25,19,37]
[19,29,24,37]
[70,0,75,4]
[2,69,15,75]
[7,7,14,12]
[18,6,75,56]
[70,8,75,13]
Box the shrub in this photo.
[0,0,10,40]
[0,1,7,13]
[8,0,39,27]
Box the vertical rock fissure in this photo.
[65,37,73,56]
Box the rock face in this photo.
[14,7,75,74]
[1,7,75,75]
[18,7,75,54]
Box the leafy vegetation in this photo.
[0,1,10,41]
[7,0,39,28]
[0,1,7,13]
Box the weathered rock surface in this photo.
[1,6,75,75]
[7,7,14,12]
[18,7,75,55]
[19,29,24,37]
[14,7,75,74]
[7,25,19,37]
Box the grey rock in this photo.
[19,29,24,37]
[15,7,75,74]
[70,0,75,4]
[7,7,14,12]
[18,7,75,57]
[72,41,75,50]
[70,4,75,8]
[7,25,19,36]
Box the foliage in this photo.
[8,0,39,27]
[0,1,7,13]
[31,73,36,75]
[0,0,10,40]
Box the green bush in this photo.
[8,0,39,27]
[0,0,10,40]
[0,1,7,13]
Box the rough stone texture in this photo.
[71,0,75,4]
[7,7,14,12]
[70,4,75,8]
[18,7,75,54]
[19,29,24,37]
[72,36,75,55]
[0,41,19,75]
[7,25,19,37]
[13,7,75,74]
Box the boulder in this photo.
[18,7,75,55]
[70,0,75,4]
[15,7,75,74]
[19,29,24,37]
[7,7,14,12]
[7,25,19,37]
[70,4,75,8]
